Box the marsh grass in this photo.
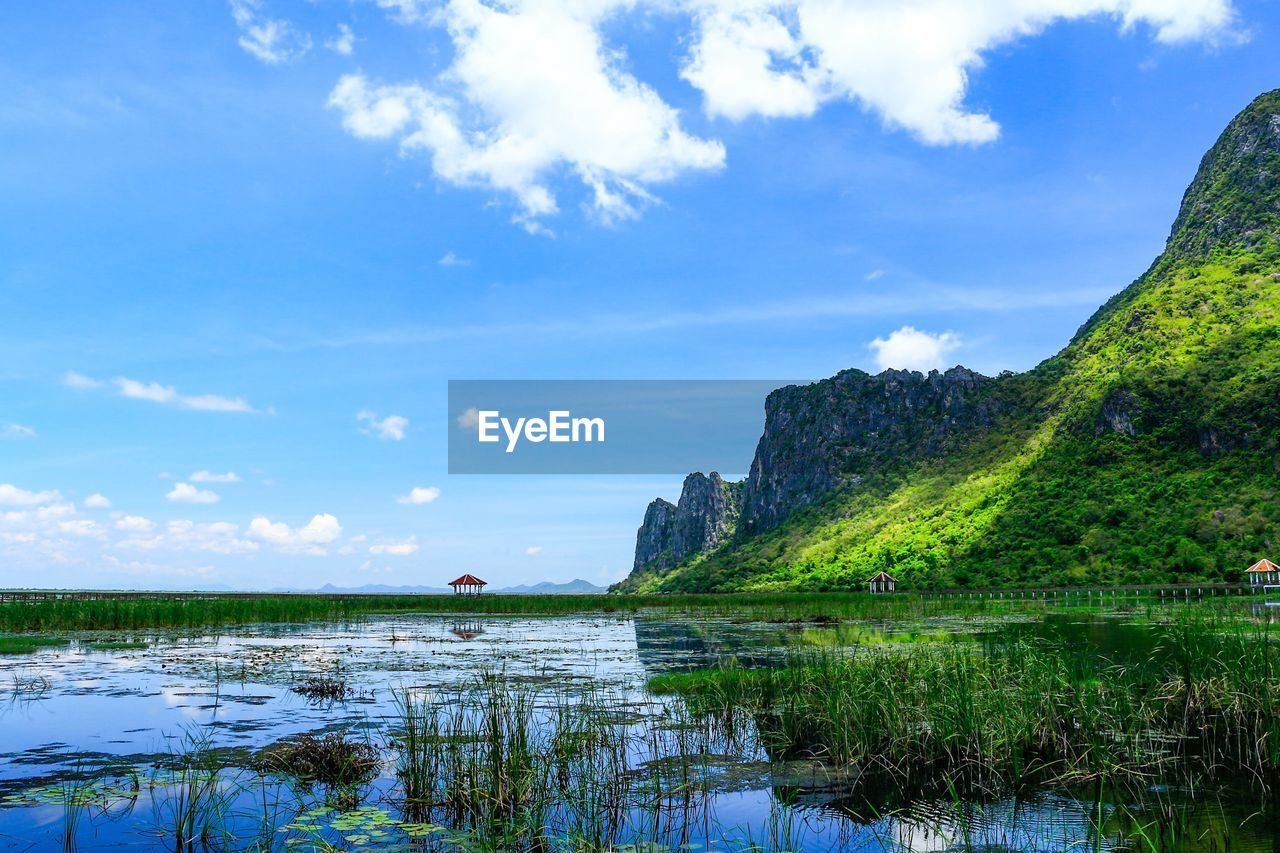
[0,634,69,655]
[387,674,759,850]
[0,590,1078,632]
[650,610,1280,797]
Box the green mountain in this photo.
[620,88,1280,593]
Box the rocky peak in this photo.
[631,472,742,575]
[672,472,741,562]
[1166,89,1280,259]
[633,498,677,572]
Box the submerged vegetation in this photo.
[254,734,381,786]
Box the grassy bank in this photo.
[650,611,1280,787]
[0,590,1028,632]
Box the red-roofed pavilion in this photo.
[449,574,488,596]
[1246,559,1280,589]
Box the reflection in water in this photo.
[449,619,486,640]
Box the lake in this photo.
[1,602,1277,850]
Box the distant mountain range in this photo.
[267,579,609,595]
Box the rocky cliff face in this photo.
[626,366,1007,579]
[632,472,741,574]
[738,366,1003,534]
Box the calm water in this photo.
[0,609,1276,850]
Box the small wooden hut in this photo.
[448,573,488,596]
[1245,558,1280,589]
[867,571,897,594]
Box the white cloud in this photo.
[374,0,434,24]
[58,519,104,538]
[328,0,726,230]
[327,22,356,55]
[190,470,241,483]
[680,0,1239,145]
[1,501,76,524]
[358,410,409,441]
[63,371,103,390]
[116,515,155,533]
[868,325,961,373]
[67,372,261,413]
[345,0,1236,225]
[166,482,221,504]
[246,513,342,555]
[116,377,257,412]
[116,520,259,555]
[439,251,470,266]
[369,535,419,556]
[84,493,112,509]
[864,269,885,282]
[525,545,543,555]
[0,484,62,507]
[456,407,480,429]
[397,486,441,505]
[1,423,36,439]
[230,0,312,64]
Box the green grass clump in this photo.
[0,635,70,655]
[86,641,148,651]
[650,611,1280,787]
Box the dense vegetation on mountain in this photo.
[620,89,1280,592]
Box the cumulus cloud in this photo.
[1,423,36,439]
[397,486,441,505]
[358,410,409,441]
[115,515,155,533]
[230,0,312,64]
[67,372,261,413]
[868,326,961,373]
[369,535,419,556]
[685,0,1239,144]
[246,513,342,555]
[456,408,481,429]
[1,502,76,525]
[84,494,112,509]
[166,482,221,504]
[190,470,241,483]
[0,484,62,507]
[328,0,726,230]
[344,0,1237,225]
[525,545,543,555]
[58,519,104,538]
[116,519,259,555]
[327,22,356,55]
[439,251,470,266]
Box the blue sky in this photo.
[0,0,1275,590]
